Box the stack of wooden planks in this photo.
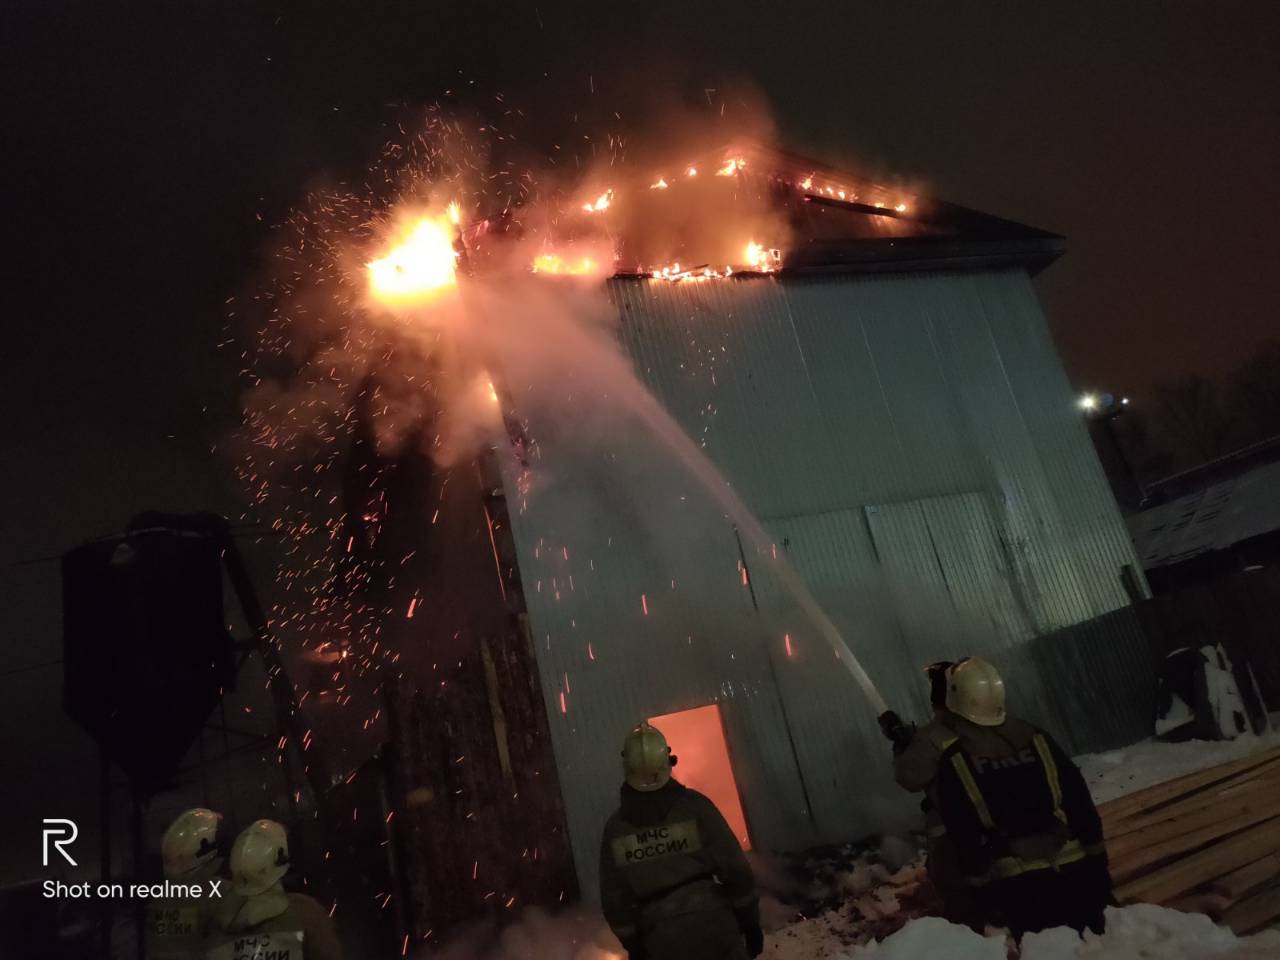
[1098,745,1280,934]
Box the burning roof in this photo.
[449,142,1063,283]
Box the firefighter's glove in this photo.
[734,904,764,958]
[620,936,647,960]
[877,710,916,755]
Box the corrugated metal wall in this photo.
[500,269,1152,896]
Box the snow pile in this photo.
[850,916,1006,959]
[1076,729,1280,805]
[821,905,1280,960]
[1023,904,1280,958]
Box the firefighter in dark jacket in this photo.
[932,657,1113,936]
[599,722,763,960]
[886,662,982,926]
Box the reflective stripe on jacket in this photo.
[933,716,1105,887]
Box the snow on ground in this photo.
[759,730,1280,959]
[765,905,1280,960]
[1075,725,1279,805]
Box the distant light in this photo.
[1121,397,1131,406]
[1079,393,1099,412]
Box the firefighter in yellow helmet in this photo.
[599,722,762,960]
[205,820,342,960]
[930,657,1113,936]
[144,808,224,959]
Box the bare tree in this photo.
[1151,374,1236,467]
[1227,338,1280,445]
[1112,408,1176,483]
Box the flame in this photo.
[716,157,746,177]
[799,176,813,191]
[744,241,770,270]
[487,379,499,404]
[447,201,461,225]
[366,213,458,306]
[582,189,613,213]
[895,202,908,213]
[649,177,668,190]
[685,166,697,177]
[532,253,598,275]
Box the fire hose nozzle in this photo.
[877,710,916,755]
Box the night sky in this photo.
[4,0,1278,568]
[0,0,1276,890]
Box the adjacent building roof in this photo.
[1128,459,1280,569]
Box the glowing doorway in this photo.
[648,703,751,849]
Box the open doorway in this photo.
[648,703,751,849]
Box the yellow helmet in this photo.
[229,820,291,897]
[161,808,223,881]
[622,722,673,792]
[946,657,1007,726]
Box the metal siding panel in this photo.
[504,270,1158,897]
[754,508,922,840]
[975,273,1147,609]
[918,492,1034,647]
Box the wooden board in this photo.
[1115,817,1280,905]
[1097,746,1280,933]
[1221,882,1280,935]
[1098,747,1280,825]
[1107,796,1280,879]
[1104,763,1280,841]
[1209,854,1280,900]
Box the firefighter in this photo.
[932,657,1113,937]
[599,722,763,960]
[145,808,224,959]
[205,820,343,960]
[881,662,983,927]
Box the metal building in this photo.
[493,150,1162,895]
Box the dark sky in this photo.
[4,0,1279,561]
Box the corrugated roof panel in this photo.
[1129,459,1280,568]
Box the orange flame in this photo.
[367,212,458,306]
[716,157,747,177]
[582,189,614,213]
[649,177,669,190]
[744,241,770,270]
[532,253,598,275]
[685,166,697,177]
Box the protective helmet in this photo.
[946,657,1007,726]
[923,661,954,710]
[161,808,223,881]
[622,722,673,792]
[229,820,291,897]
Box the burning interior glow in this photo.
[366,212,459,306]
[648,705,750,848]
